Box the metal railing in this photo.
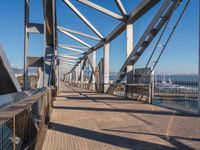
[0,87,56,150]
[153,74,198,113]
[69,82,153,103]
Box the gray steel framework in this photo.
[21,0,199,113]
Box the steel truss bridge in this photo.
[0,0,200,149]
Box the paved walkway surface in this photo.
[42,84,200,150]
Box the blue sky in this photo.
[0,0,199,74]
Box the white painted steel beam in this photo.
[126,24,133,73]
[61,66,73,70]
[92,52,96,69]
[84,0,160,55]
[63,0,104,39]
[78,0,123,20]
[59,56,79,60]
[59,44,85,53]
[103,43,109,93]
[115,0,127,17]
[59,59,78,63]
[60,66,71,70]
[27,23,44,34]
[61,61,75,65]
[68,0,160,73]
[61,61,77,66]
[126,24,134,98]
[92,51,96,89]
[60,57,77,62]
[61,60,75,65]
[59,44,89,50]
[198,0,200,114]
[58,26,100,41]
[110,0,174,86]
[58,29,92,47]
[59,54,79,59]
[60,66,73,70]
[24,0,29,90]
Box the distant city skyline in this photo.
[0,0,199,74]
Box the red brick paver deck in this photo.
[42,84,200,150]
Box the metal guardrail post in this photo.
[13,116,16,150]
[198,0,200,114]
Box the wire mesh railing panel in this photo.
[0,87,56,150]
[15,110,29,150]
[153,74,198,112]
[0,118,14,150]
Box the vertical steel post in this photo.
[103,43,109,93]
[81,60,84,87]
[92,51,96,90]
[24,0,29,90]
[126,24,133,98]
[198,0,200,114]
[57,50,60,94]
[70,73,72,84]
[13,116,16,150]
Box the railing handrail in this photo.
[0,87,52,125]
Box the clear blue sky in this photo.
[0,0,199,74]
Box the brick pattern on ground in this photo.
[42,84,200,150]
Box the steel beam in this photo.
[78,0,123,20]
[59,44,89,50]
[61,62,74,67]
[59,54,79,59]
[60,59,78,63]
[59,44,84,53]
[103,43,109,93]
[198,0,200,114]
[69,0,160,73]
[60,66,72,70]
[92,51,96,90]
[27,23,44,34]
[60,67,71,71]
[41,0,57,87]
[109,0,174,87]
[58,26,100,41]
[27,56,44,67]
[67,0,160,74]
[63,0,104,39]
[115,0,127,17]
[128,0,160,23]
[58,29,92,47]
[126,24,133,72]
[0,45,22,94]
[24,0,29,90]
[88,0,160,54]
[60,61,75,66]
[60,58,76,63]
[126,24,134,98]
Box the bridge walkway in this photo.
[42,84,200,150]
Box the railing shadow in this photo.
[102,128,198,150]
[48,122,181,150]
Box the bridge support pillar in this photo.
[103,43,110,93]
[24,0,30,90]
[92,51,96,90]
[126,24,134,98]
[81,69,84,87]
[69,73,72,84]
[75,65,80,85]
[198,0,200,114]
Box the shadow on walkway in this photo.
[103,128,200,143]
[53,106,199,117]
[48,122,187,150]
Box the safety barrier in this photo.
[0,87,56,150]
